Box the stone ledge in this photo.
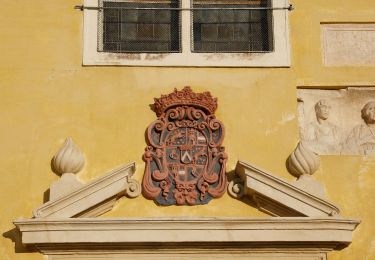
[48,252,328,260]
[14,217,359,250]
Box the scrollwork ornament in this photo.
[228,178,245,199]
[125,179,141,198]
[142,87,227,206]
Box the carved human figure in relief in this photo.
[343,101,375,155]
[303,99,341,154]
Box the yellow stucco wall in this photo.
[1,0,374,259]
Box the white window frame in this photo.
[82,0,291,67]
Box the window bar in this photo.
[75,4,294,11]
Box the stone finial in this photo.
[287,141,320,178]
[49,137,84,201]
[52,137,85,176]
[287,142,325,198]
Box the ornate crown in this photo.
[153,86,218,116]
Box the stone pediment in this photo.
[229,160,340,217]
[30,160,340,220]
[12,136,359,259]
[33,162,140,218]
[13,159,359,260]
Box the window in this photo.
[99,0,181,53]
[192,0,273,53]
[82,0,291,66]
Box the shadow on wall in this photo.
[3,228,36,253]
[44,188,50,204]
[3,186,49,253]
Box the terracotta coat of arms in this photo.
[142,87,227,205]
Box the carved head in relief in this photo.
[142,87,227,206]
[361,101,375,125]
[315,99,331,121]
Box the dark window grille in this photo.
[98,0,273,53]
[192,0,274,53]
[99,0,181,53]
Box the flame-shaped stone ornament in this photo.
[287,142,326,198]
[287,141,320,178]
[50,137,85,200]
[52,137,85,175]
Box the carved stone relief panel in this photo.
[142,87,227,205]
[297,87,375,155]
[321,24,375,66]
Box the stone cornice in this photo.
[33,162,140,218]
[14,217,359,252]
[232,161,340,217]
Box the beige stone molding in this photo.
[48,252,328,260]
[230,160,340,217]
[33,162,140,218]
[13,217,359,254]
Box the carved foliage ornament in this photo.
[142,87,227,205]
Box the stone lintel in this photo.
[235,161,340,217]
[32,162,140,218]
[13,217,359,252]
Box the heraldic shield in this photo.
[142,87,228,205]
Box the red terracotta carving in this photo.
[142,87,227,205]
